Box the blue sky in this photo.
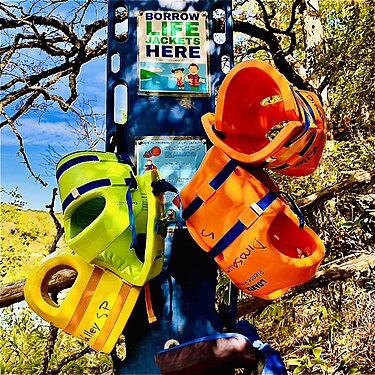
[1,56,107,212]
[1,1,108,212]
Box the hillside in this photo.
[0,203,64,284]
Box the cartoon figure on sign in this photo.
[186,63,205,90]
[144,159,157,171]
[169,68,185,90]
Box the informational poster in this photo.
[137,10,210,96]
[135,136,207,222]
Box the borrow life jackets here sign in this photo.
[137,10,210,96]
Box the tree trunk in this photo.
[302,0,325,87]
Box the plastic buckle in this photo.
[156,218,168,238]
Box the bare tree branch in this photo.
[296,169,375,209]
[0,108,48,186]
[0,0,120,181]
[45,187,64,254]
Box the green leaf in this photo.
[287,359,303,366]
[348,367,360,375]
[293,365,307,374]
[313,347,323,358]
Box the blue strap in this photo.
[56,154,99,181]
[286,87,316,146]
[294,90,316,124]
[125,177,137,248]
[209,221,247,259]
[62,178,111,212]
[183,159,238,221]
[208,191,278,258]
[297,131,317,156]
[279,192,305,229]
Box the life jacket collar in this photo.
[203,60,327,176]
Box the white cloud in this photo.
[1,117,78,146]
[146,66,164,73]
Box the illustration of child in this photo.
[144,159,158,171]
[169,67,185,89]
[186,63,205,89]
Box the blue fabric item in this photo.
[236,320,287,375]
[285,86,313,146]
[156,332,248,354]
[56,154,99,181]
[294,89,317,124]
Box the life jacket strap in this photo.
[144,282,157,323]
[279,192,305,229]
[62,178,111,212]
[56,154,100,182]
[288,86,316,145]
[182,159,238,221]
[125,175,137,248]
[208,191,278,259]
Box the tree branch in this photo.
[45,187,64,254]
[0,269,76,308]
[0,109,48,186]
[233,19,311,90]
[296,169,375,209]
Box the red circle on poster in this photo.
[151,146,161,156]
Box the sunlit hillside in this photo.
[0,203,64,284]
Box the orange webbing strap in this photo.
[144,282,157,323]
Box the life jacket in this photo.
[202,59,327,176]
[24,249,140,354]
[56,151,165,286]
[180,146,325,299]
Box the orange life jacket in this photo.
[180,146,325,299]
[202,60,327,176]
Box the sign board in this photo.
[135,136,207,221]
[137,10,210,96]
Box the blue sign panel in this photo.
[106,0,233,156]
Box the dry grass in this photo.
[249,279,375,374]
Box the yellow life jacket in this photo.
[180,146,325,299]
[24,250,140,354]
[56,151,165,286]
[202,59,327,176]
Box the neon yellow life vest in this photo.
[24,249,140,354]
[180,146,325,300]
[202,60,327,176]
[56,151,165,286]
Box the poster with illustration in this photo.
[137,10,210,96]
[135,136,207,222]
